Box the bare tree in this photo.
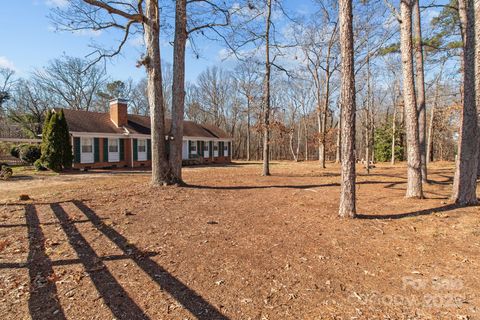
[452,0,478,205]
[0,67,15,112]
[296,8,339,168]
[33,56,106,111]
[338,0,357,218]
[261,0,273,176]
[7,79,49,137]
[233,62,261,161]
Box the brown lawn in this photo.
[0,161,479,320]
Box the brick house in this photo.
[57,99,232,169]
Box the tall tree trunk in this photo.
[335,115,341,164]
[304,117,309,161]
[289,130,297,161]
[296,122,301,161]
[320,71,331,169]
[365,125,370,174]
[476,0,480,177]
[338,0,356,218]
[365,53,372,174]
[144,0,170,186]
[262,0,272,176]
[452,0,478,204]
[426,96,435,164]
[317,105,322,163]
[169,0,187,184]
[400,0,423,198]
[391,104,397,165]
[413,0,427,183]
[246,96,251,161]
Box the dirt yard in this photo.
[0,161,479,320]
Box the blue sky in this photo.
[0,0,444,84]
[0,0,309,83]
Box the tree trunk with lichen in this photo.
[338,0,356,218]
[143,0,170,186]
[262,0,272,176]
[169,0,187,184]
[400,0,423,198]
[452,0,478,205]
[413,0,427,183]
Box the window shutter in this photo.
[219,141,223,156]
[119,139,125,161]
[133,139,138,161]
[103,138,109,162]
[188,140,192,159]
[209,141,213,158]
[147,139,152,160]
[94,138,100,162]
[228,141,231,157]
[74,137,80,163]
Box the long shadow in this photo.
[357,203,461,220]
[73,200,229,320]
[25,204,66,320]
[50,203,150,320]
[185,180,394,191]
[0,218,107,229]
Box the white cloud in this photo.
[45,0,68,7]
[72,29,103,37]
[0,56,15,70]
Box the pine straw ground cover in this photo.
[0,161,479,320]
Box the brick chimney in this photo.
[109,98,128,127]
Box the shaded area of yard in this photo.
[0,161,479,319]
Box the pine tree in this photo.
[40,110,72,172]
[42,110,53,144]
[58,110,73,168]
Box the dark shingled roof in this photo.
[56,108,231,139]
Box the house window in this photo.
[81,138,93,153]
[108,139,118,153]
[80,137,94,164]
[213,141,219,157]
[138,139,147,161]
[138,139,146,153]
[224,143,228,156]
[108,138,120,162]
[191,144,197,154]
[203,143,209,151]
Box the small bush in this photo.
[0,164,13,180]
[19,144,41,164]
[10,146,19,158]
[34,159,47,171]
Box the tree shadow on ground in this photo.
[25,204,67,320]
[72,200,229,320]
[356,203,461,220]
[3,202,229,320]
[185,180,401,190]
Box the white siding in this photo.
[182,140,189,160]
